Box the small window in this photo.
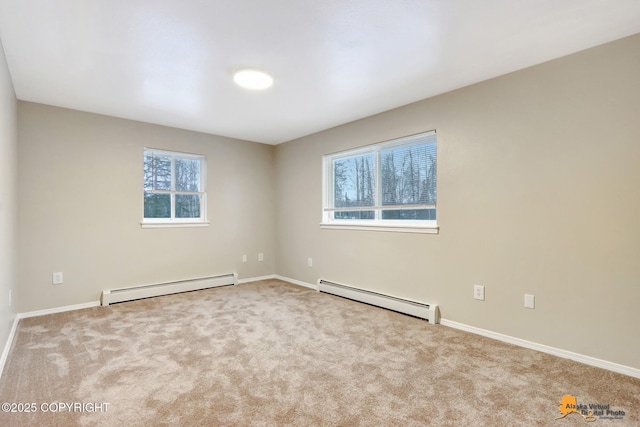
[142,148,208,227]
[322,131,437,233]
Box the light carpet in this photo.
[0,279,638,426]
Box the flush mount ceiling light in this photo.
[233,69,273,90]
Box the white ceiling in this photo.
[0,1,639,145]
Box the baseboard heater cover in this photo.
[101,273,238,306]
[317,279,440,324]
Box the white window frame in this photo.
[141,148,209,228]
[321,131,438,234]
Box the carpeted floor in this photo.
[0,279,638,426]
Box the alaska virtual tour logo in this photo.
[556,395,626,422]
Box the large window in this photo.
[142,148,207,227]
[322,131,437,233]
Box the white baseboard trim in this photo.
[238,275,318,289]
[274,275,318,290]
[238,274,277,284]
[440,319,640,379]
[18,301,101,320]
[0,314,20,379]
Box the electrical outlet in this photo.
[307,257,313,267]
[258,253,264,262]
[524,294,535,309]
[242,254,247,263]
[52,272,64,285]
[474,285,485,301]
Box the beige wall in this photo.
[17,102,276,312]
[0,37,17,353]
[275,34,640,369]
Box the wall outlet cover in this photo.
[52,272,64,285]
[525,294,535,309]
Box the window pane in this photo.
[382,209,436,220]
[175,158,201,192]
[333,153,375,208]
[333,210,375,220]
[175,194,201,218]
[144,153,171,191]
[144,192,170,218]
[381,142,436,206]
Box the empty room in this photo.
[1,1,639,425]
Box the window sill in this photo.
[320,223,439,234]
[141,221,210,229]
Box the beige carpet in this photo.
[0,279,638,426]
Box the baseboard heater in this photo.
[101,273,238,306]
[317,279,440,324]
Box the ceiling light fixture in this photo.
[233,69,273,90]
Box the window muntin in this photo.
[323,131,436,230]
[143,148,207,225]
